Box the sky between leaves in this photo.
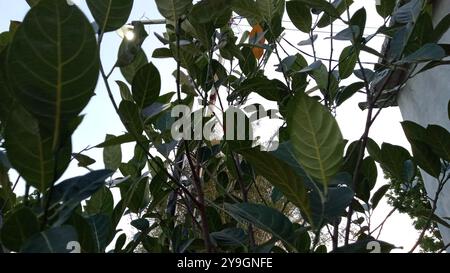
[0,0,421,252]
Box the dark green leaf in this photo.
[336,81,364,106]
[240,149,309,216]
[224,203,295,247]
[120,49,148,84]
[4,107,70,192]
[21,226,78,253]
[380,143,411,181]
[1,207,40,252]
[51,170,114,225]
[85,186,114,216]
[7,0,99,150]
[376,0,396,18]
[239,47,257,76]
[87,0,134,32]
[397,44,446,64]
[286,1,311,33]
[426,125,450,162]
[210,228,248,247]
[119,100,144,135]
[401,121,441,178]
[73,153,96,168]
[132,62,161,109]
[371,184,389,209]
[152,48,173,58]
[432,13,450,42]
[86,214,111,253]
[339,46,358,79]
[317,0,353,28]
[155,0,193,22]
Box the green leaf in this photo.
[155,0,193,22]
[131,218,150,231]
[339,46,358,79]
[239,149,309,216]
[152,48,173,59]
[103,134,122,171]
[231,0,262,23]
[66,213,97,253]
[119,100,144,136]
[119,177,150,213]
[309,186,354,227]
[87,214,111,253]
[393,0,423,24]
[224,203,295,247]
[95,133,140,148]
[51,170,114,225]
[401,121,441,178]
[26,0,40,7]
[0,207,40,252]
[210,228,248,247]
[73,153,96,168]
[189,0,232,28]
[336,81,364,106]
[376,0,396,18]
[116,80,133,101]
[432,13,450,42]
[356,157,377,203]
[231,76,288,102]
[87,0,134,32]
[85,186,114,216]
[426,125,450,162]
[371,184,389,209]
[120,49,148,84]
[380,143,411,181]
[286,1,311,33]
[257,0,285,20]
[317,0,353,28]
[132,62,161,109]
[397,43,446,64]
[21,226,78,253]
[4,106,71,192]
[116,23,148,67]
[295,0,340,18]
[239,46,257,76]
[288,93,344,186]
[7,0,99,150]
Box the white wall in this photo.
[397,0,450,251]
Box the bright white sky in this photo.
[0,0,420,252]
